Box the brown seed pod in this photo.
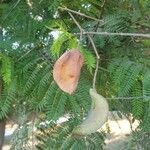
[53,49,84,94]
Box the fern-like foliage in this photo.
[108,58,143,97]
[1,0,150,149]
[36,118,106,150]
[80,48,96,74]
[103,12,131,33]
[131,82,144,120]
[50,27,96,73]
[143,70,150,99]
[108,58,143,117]
[107,56,150,149]
[14,47,105,149]
[16,46,92,118]
[50,27,78,58]
[141,100,150,132]
[0,79,16,119]
[0,53,12,86]
[129,130,150,150]
[10,106,30,150]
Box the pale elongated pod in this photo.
[72,88,109,136]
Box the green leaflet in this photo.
[50,25,78,58]
[0,53,12,86]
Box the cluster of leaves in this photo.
[0,53,12,86]
[36,119,105,150]
[0,53,15,119]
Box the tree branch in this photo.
[87,35,100,90]
[3,0,21,21]
[59,7,103,22]
[68,12,83,48]
[79,31,150,38]
[106,96,150,100]
[87,35,100,59]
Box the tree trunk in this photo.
[0,119,6,150]
[0,78,6,149]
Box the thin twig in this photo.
[59,7,103,22]
[87,34,100,90]
[68,12,83,48]
[87,35,100,59]
[17,49,33,61]
[79,30,83,48]
[78,31,150,38]
[68,12,83,31]
[106,96,150,100]
[3,0,21,21]
[93,59,100,90]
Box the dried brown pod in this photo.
[53,49,84,94]
[72,89,109,136]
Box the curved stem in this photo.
[93,59,100,90]
[87,35,100,90]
